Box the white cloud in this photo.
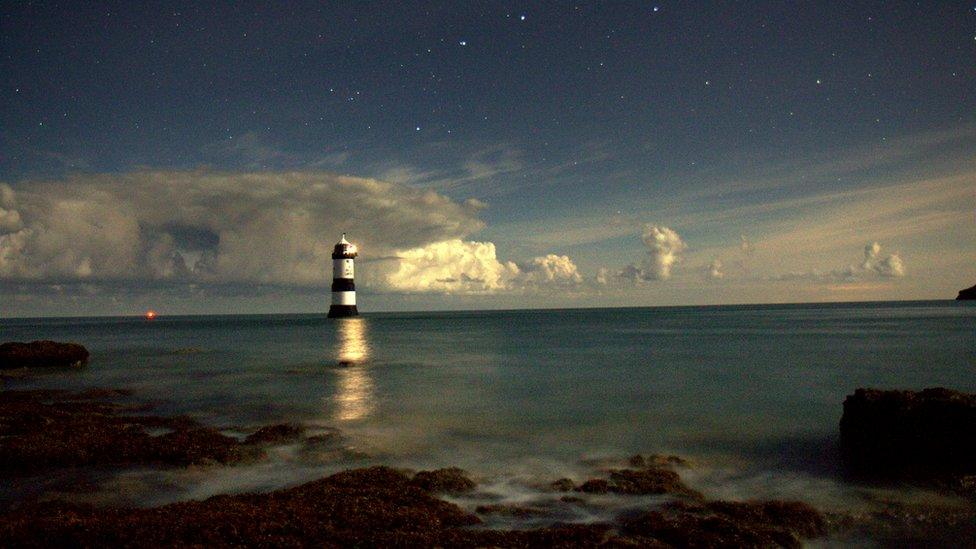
[373,241,584,294]
[772,242,906,282]
[376,239,520,294]
[0,171,485,285]
[517,254,583,288]
[638,225,686,280]
[706,259,724,280]
[0,171,583,296]
[862,241,905,278]
[0,184,23,233]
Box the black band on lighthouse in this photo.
[331,278,355,291]
[327,304,358,318]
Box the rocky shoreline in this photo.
[2,387,975,546]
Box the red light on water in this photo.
[145,310,157,320]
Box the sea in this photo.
[2,300,975,529]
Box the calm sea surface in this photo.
[2,301,975,511]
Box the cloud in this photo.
[517,254,583,288]
[373,241,583,294]
[0,184,24,233]
[706,259,724,280]
[0,170,485,286]
[862,241,905,278]
[606,225,688,284]
[375,239,519,294]
[0,171,584,297]
[772,242,905,282]
[640,225,686,280]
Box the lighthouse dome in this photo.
[332,233,358,259]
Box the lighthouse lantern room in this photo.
[328,233,359,318]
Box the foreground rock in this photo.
[620,500,826,549]
[573,456,702,498]
[840,388,976,482]
[0,341,89,370]
[409,467,477,494]
[0,465,827,547]
[957,284,976,300]
[0,390,307,476]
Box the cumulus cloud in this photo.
[612,225,686,283]
[0,171,583,296]
[862,241,905,278]
[376,239,519,294]
[772,242,905,282]
[706,259,724,280]
[517,254,583,288]
[642,225,686,280]
[374,242,583,294]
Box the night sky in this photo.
[1,1,974,316]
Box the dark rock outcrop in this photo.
[0,465,828,547]
[409,467,476,494]
[620,500,826,549]
[0,341,89,369]
[244,423,304,445]
[576,467,702,498]
[840,388,976,481]
[957,284,976,300]
[0,390,266,475]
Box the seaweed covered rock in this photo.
[577,467,702,498]
[0,341,89,369]
[0,467,481,547]
[619,500,826,548]
[244,423,304,445]
[0,390,258,475]
[409,467,476,494]
[840,388,976,480]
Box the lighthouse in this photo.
[328,233,359,318]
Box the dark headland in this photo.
[957,284,976,300]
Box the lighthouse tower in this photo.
[328,234,359,318]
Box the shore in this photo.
[2,387,974,547]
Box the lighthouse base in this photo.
[327,304,359,318]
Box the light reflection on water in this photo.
[332,317,373,421]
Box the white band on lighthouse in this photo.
[332,291,356,306]
[333,258,354,279]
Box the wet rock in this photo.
[0,341,89,369]
[0,389,260,476]
[577,467,702,498]
[957,284,976,300]
[0,466,485,547]
[619,499,826,548]
[409,467,476,494]
[608,468,702,498]
[550,478,576,492]
[840,387,976,480]
[578,478,611,494]
[827,501,976,546]
[244,423,304,445]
